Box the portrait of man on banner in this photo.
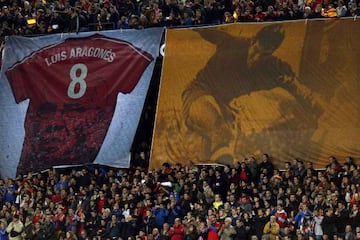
[181,23,325,165]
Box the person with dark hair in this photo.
[119,215,138,240]
[101,214,121,239]
[258,154,274,178]
[321,208,337,240]
[326,156,342,174]
[233,218,248,240]
[213,169,228,201]
[6,214,23,240]
[21,215,34,240]
[32,222,45,240]
[252,208,269,240]
[42,213,56,240]
[274,203,287,234]
[184,224,198,240]
[344,156,357,171]
[68,7,88,32]
[294,159,307,181]
[142,209,157,235]
[335,201,350,235]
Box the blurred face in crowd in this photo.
[163,223,170,231]
[35,222,41,230]
[236,219,243,227]
[174,218,181,226]
[224,218,232,226]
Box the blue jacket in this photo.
[0,228,8,240]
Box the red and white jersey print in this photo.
[6,34,154,174]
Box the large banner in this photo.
[0,28,163,178]
[151,19,360,169]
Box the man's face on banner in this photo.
[33,102,100,160]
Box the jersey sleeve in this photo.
[6,63,30,103]
[113,44,154,94]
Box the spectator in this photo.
[143,209,157,235]
[274,203,287,234]
[32,222,45,240]
[258,154,274,178]
[252,208,269,239]
[108,5,120,29]
[212,194,224,211]
[68,7,88,32]
[159,222,171,240]
[184,224,198,240]
[65,231,77,240]
[336,0,348,17]
[0,220,7,240]
[312,209,324,240]
[6,214,23,240]
[206,213,222,240]
[294,159,307,181]
[234,218,248,240]
[168,218,185,240]
[344,225,355,240]
[120,215,138,239]
[78,229,89,240]
[218,217,236,240]
[197,221,208,240]
[42,213,56,240]
[21,215,34,240]
[202,180,215,208]
[262,215,280,240]
[321,207,337,239]
[101,214,121,239]
[349,2,360,16]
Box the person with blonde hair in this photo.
[0,219,8,240]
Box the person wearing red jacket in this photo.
[168,218,185,240]
[207,214,222,240]
[275,203,288,234]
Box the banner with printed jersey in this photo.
[0,28,163,178]
[150,19,360,169]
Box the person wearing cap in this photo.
[6,214,24,240]
[218,217,236,240]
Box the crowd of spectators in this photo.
[0,0,359,36]
[0,154,360,240]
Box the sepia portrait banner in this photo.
[150,19,360,169]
